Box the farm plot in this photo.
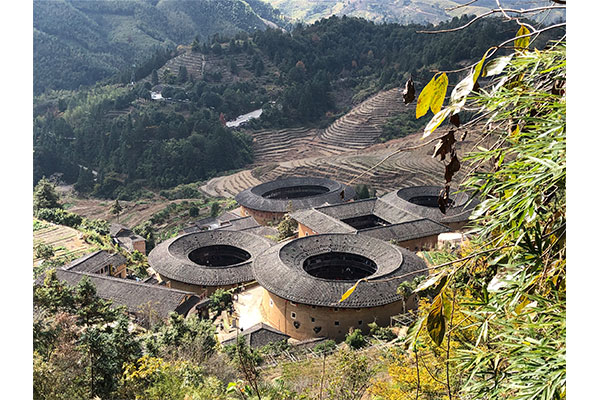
[33,220,95,266]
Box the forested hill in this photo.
[260,0,565,25]
[34,15,561,200]
[33,0,288,94]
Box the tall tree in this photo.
[33,177,62,212]
[110,199,123,223]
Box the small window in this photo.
[290,301,297,306]
[334,321,340,326]
[291,312,296,319]
[358,320,363,325]
[311,317,315,323]
[334,307,339,312]
[311,305,316,309]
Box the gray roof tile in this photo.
[148,230,273,286]
[252,233,427,309]
[235,177,356,213]
[43,269,199,319]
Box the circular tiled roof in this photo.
[252,233,427,308]
[148,230,272,286]
[235,176,356,213]
[381,186,479,224]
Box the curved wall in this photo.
[261,290,417,341]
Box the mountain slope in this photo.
[260,0,564,24]
[33,0,288,94]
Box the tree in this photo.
[210,202,220,217]
[178,65,188,83]
[208,289,233,314]
[327,348,376,400]
[191,36,201,52]
[354,184,371,199]
[277,215,296,240]
[74,166,94,194]
[110,199,123,223]
[80,316,141,398]
[146,313,217,362]
[189,205,199,217]
[34,177,62,211]
[34,243,55,260]
[151,69,159,86]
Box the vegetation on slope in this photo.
[33,15,553,200]
[33,0,288,94]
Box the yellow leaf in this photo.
[510,125,521,137]
[416,75,437,119]
[514,25,531,50]
[473,49,492,84]
[430,73,448,114]
[339,279,365,302]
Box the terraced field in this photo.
[150,48,279,89]
[33,221,95,266]
[200,126,486,198]
[199,85,473,198]
[317,88,407,150]
[242,87,412,165]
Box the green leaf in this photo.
[482,54,514,77]
[514,25,531,50]
[430,73,448,114]
[416,75,437,119]
[404,314,426,350]
[427,292,447,346]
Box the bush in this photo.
[34,243,55,260]
[313,339,337,355]
[80,218,110,235]
[345,329,367,350]
[35,208,82,228]
[368,322,396,342]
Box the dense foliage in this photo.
[373,38,566,400]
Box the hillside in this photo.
[260,0,565,24]
[33,0,288,94]
[33,15,562,201]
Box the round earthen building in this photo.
[253,233,427,341]
[148,230,272,297]
[235,177,356,225]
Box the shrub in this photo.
[345,329,367,350]
[35,208,82,228]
